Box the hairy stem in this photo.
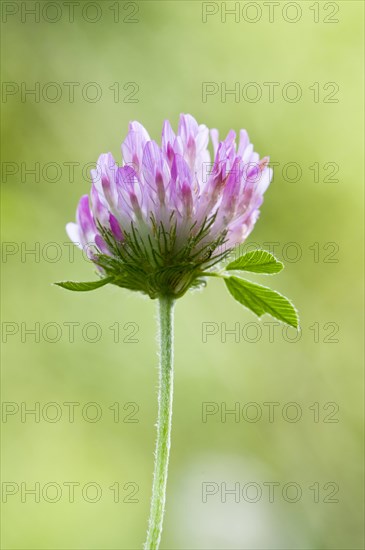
[144,296,175,549]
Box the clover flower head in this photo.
[66,114,272,298]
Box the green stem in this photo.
[144,296,175,550]
[200,271,224,278]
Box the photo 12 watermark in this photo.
[201,401,340,423]
[2,481,140,503]
[1,1,140,24]
[201,321,340,344]
[1,159,340,185]
[201,480,339,503]
[1,321,140,344]
[1,81,140,104]
[1,401,140,423]
[201,2,340,24]
[201,81,340,104]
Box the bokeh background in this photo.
[1,1,364,548]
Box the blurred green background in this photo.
[1,1,364,548]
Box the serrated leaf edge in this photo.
[224,275,300,330]
[53,276,114,291]
[226,249,284,275]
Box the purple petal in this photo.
[178,113,199,144]
[94,234,109,254]
[122,121,151,171]
[109,213,123,240]
[161,120,176,156]
[116,165,146,218]
[76,195,97,245]
[66,222,81,248]
[237,129,249,157]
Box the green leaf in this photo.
[54,277,114,292]
[224,276,299,328]
[226,249,284,274]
